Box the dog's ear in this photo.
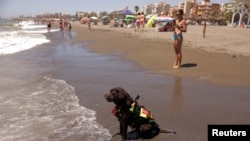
[118,87,133,106]
[117,87,125,99]
[126,98,133,106]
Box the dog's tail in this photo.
[160,129,177,134]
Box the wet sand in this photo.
[50,23,250,141]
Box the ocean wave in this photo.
[0,30,50,55]
[0,76,111,141]
[0,20,61,55]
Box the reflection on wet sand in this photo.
[171,77,183,112]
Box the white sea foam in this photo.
[0,76,111,141]
[22,24,47,29]
[23,29,59,34]
[0,21,58,55]
[0,30,50,55]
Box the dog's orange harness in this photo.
[129,102,153,119]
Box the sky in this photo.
[0,0,229,18]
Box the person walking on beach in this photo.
[172,9,187,69]
[59,19,63,33]
[87,15,91,32]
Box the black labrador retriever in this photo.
[104,87,176,140]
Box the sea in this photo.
[0,19,111,141]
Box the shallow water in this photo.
[0,22,111,141]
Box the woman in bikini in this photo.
[172,9,187,69]
[135,12,141,32]
[140,12,145,32]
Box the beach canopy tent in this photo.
[123,10,134,15]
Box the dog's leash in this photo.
[112,132,120,137]
[109,132,120,141]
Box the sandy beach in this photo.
[47,22,250,141]
[72,22,250,87]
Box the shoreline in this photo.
[72,22,250,87]
[41,22,250,141]
[49,25,250,141]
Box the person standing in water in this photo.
[172,9,187,69]
[68,22,72,32]
[47,20,51,32]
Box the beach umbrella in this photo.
[146,15,158,27]
[80,17,88,24]
[124,15,135,24]
[155,17,173,22]
[102,16,109,19]
[125,15,135,19]
[91,16,98,20]
[146,14,154,20]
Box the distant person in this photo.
[68,22,72,32]
[59,19,63,33]
[242,22,246,28]
[172,9,187,69]
[140,12,146,31]
[110,19,114,27]
[135,12,141,32]
[87,15,91,32]
[47,20,51,32]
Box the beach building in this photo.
[178,0,197,18]
[223,1,236,13]
[77,12,89,19]
[190,0,221,18]
[143,2,170,15]
[169,6,179,17]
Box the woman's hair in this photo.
[177,9,184,15]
